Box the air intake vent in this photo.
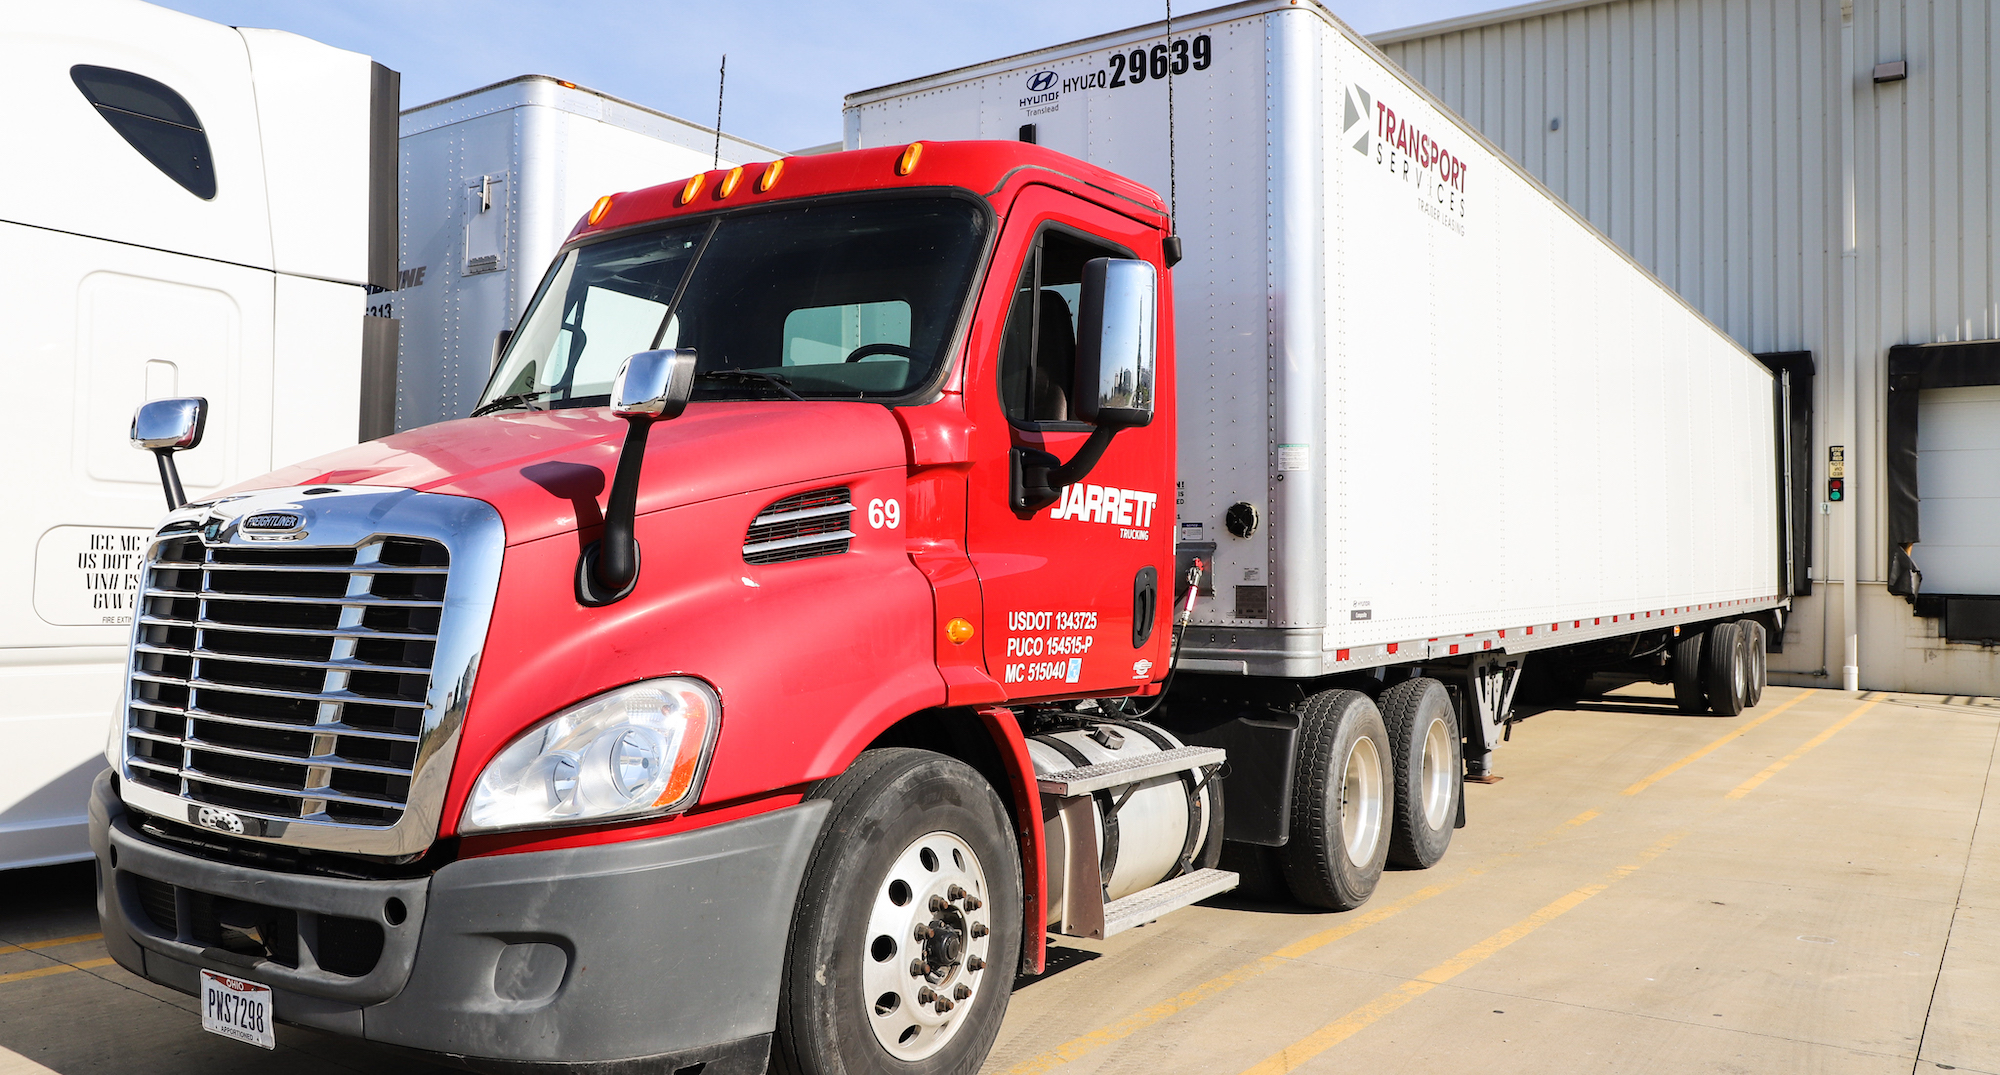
[744,487,855,564]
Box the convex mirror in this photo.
[129,396,208,510]
[611,349,698,421]
[1074,257,1156,429]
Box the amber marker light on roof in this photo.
[587,195,614,225]
[678,174,706,205]
[556,80,577,89]
[717,165,745,199]
[896,142,924,176]
[756,158,786,193]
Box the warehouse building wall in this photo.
[1377,0,2000,696]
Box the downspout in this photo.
[1839,0,1861,692]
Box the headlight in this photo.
[460,677,720,834]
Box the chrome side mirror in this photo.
[130,397,208,510]
[1074,257,1156,429]
[611,349,698,421]
[582,350,699,607]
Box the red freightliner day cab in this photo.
[95,142,1241,1075]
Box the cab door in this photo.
[963,185,1175,700]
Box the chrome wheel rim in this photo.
[1339,735,1384,867]
[862,830,992,1061]
[1420,715,1454,830]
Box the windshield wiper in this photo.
[469,390,550,417]
[694,369,805,401]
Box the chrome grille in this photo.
[124,533,449,828]
[743,487,855,564]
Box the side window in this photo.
[71,66,216,200]
[999,229,1128,423]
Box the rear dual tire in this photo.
[1279,690,1393,910]
[1379,678,1460,870]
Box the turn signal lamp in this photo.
[896,141,924,176]
[756,158,785,192]
[717,165,745,199]
[946,617,975,644]
[587,195,615,225]
[678,173,706,205]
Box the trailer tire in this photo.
[1739,620,1767,708]
[773,748,1021,1075]
[1379,678,1460,869]
[1704,621,1747,716]
[1278,690,1392,910]
[1672,630,1708,714]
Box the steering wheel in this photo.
[843,342,923,364]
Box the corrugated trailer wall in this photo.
[1378,0,2000,695]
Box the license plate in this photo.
[200,969,275,1050]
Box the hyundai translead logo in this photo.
[195,806,247,835]
[1026,70,1058,92]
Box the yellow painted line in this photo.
[1001,870,1483,1075]
[1004,790,1623,1073]
[0,958,117,986]
[1726,699,1879,799]
[1238,833,1684,1075]
[1622,690,1811,796]
[0,933,102,956]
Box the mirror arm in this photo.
[579,418,652,605]
[151,449,187,511]
[1010,424,1121,515]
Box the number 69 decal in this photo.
[867,498,901,529]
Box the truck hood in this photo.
[236,402,909,546]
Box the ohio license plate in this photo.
[199,969,275,1050]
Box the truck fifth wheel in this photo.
[93,4,1789,1073]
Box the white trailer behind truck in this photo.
[846,0,1793,784]
[1,0,397,869]
[390,77,782,431]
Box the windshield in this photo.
[478,196,989,412]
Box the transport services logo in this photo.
[1344,82,1470,234]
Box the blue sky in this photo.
[153,1,1500,151]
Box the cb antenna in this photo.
[1164,0,1177,228]
[713,54,727,169]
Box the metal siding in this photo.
[1379,0,1999,692]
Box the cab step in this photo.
[1098,868,1239,938]
[1036,745,1226,795]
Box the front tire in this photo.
[773,749,1022,1075]
[1278,690,1393,910]
[1379,678,1460,869]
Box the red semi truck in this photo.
[94,127,1783,1073]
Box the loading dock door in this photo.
[1915,385,2000,594]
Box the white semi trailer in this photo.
[846,0,1793,800]
[0,0,397,870]
[389,77,782,431]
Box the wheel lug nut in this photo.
[954,984,971,1000]
[947,885,966,900]
[917,987,935,1003]
[911,960,930,977]
[934,998,954,1013]
[929,895,949,913]
[970,923,988,938]
[913,924,931,940]
[967,955,985,971]
[962,896,982,911]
